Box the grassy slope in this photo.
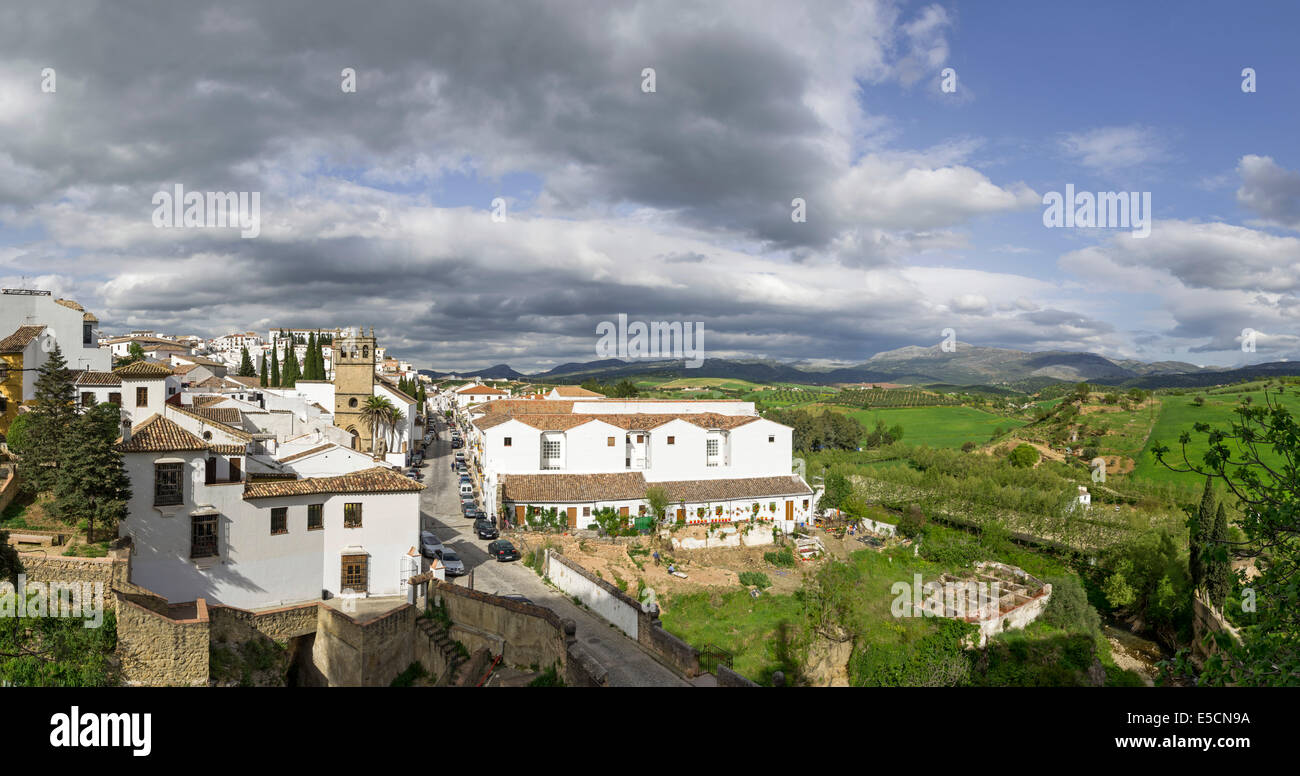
[838,406,1027,449]
[1133,389,1300,484]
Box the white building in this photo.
[468,398,812,533]
[453,382,511,407]
[114,408,423,610]
[0,288,111,373]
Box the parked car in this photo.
[487,540,521,562]
[459,483,474,497]
[473,517,498,539]
[451,439,463,449]
[420,531,444,559]
[460,499,479,515]
[435,548,466,576]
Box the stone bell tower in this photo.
[333,326,376,452]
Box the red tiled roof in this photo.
[74,370,121,387]
[548,385,604,398]
[457,384,508,395]
[113,414,208,453]
[499,473,812,504]
[0,325,46,353]
[243,466,424,499]
[114,360,174,378]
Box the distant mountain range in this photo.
[420,343,1300,391]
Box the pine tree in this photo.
[1190,476,1215,591]
[270,346,281,387]
[238,346,256,377]
[259,353,268,387]
[22,343,76,494]
[53,403,132,542]
[1206,503,1232,611]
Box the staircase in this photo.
[417,617,466,685]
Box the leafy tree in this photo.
[116,341,145,366]
[1191,395,1205,407]
[644,486,670,525]
[21,344,76,493]
[5,413,33,455]
[1073,382,1091,402]
[898,504,926,539]
[1007,443,1040,468]
[0,610,118,686]
[237,346,256,377]
[1043,575,1102,637]
[609,379,640,398]
[820,471,851,512]
[52,403,132,542]
[1152,389,1300,684]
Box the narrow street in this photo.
[418,415,691,687]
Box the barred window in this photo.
[191,515,217,558]
[308,503,323,531]
[154,463,183,506]
[341,554,367,592]
[344,502,362,528]
[706,439,719,466]
[542,439,561,458]
[271,507,288,535]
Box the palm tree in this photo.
[384,404,407,455]
[360,396,397,456]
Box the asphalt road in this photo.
[416,416,690,687]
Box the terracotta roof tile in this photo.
[113,414,208,453]
[548,385,605,398]
[74,370,122,387]
[499,473,811,504]
[0,325,46,353]
[243,466,424,499]
[113,360,174,378]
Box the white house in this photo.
[114,411,423,610]
[453,382,510,407]
[468,398,812,532]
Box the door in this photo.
[619,506,629,518]
[204,457,217,485]
[340,554,368,594]
[676,508,685,522]
[515,505,526,527]
[567,507,577,529]
[228,457,241,482]
[785,501,793,522]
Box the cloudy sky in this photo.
[2,1,1299,372]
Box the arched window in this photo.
[361,346,369,359]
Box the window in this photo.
[639,505,647,516]
[135,387,149,407]
[341,554,368,593]
[768,435,775,443]
[108,392,121,406]
[81,392,94,407]
[715,505,724,516]
[205,457,217,485]
[607,437,615,447]
[706,438,719,466]
[802,499,809,509]
[503,437,512,447]
[666,436,675,445]
[191,515,217,558]
[228,458,241,482]
[636,434,644,443]
[583,507,591,517]
[0,397,6,412]
[541,439,561,469]
[83,321,93,346]
[344,502,362,528]
[307,504,324,530]
[154,463,184,506]
[271,507,288,535]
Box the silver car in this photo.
[436,548,466,576]
[420,530,444,559]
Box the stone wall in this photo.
[209,601,320,643]
[0,464,18,515]
[426,579,568,672]
[1191,592,1243,668]
[312,603,417,687]
[669,524,775,550]
[716,665,759,687]
[18,550,129,610]
[639,617,701,678]
[114,589,210,687]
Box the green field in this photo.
[836,406,1026,449]
[1134,389,1300,484]
[658,377,762,390]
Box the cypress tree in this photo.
[282,347,300,388]
[238,346,256,377]
[270,346,280,387]
[1206,502,1232,610]
[23,343,76,494]
[1190,476,1215,591]
[259,353,268,387]
[305,332,319,380]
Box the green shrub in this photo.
[738,571,771,589]
[391,661,428,687]
[764,547,796,567]
[1042,575,1101,638]
[1007,443,1040,468]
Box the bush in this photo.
[764,547,796,567]
[898,504,927,539]
[738,571,771,589]
[1007,443,1040,468]
[1042,575,1101,638]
